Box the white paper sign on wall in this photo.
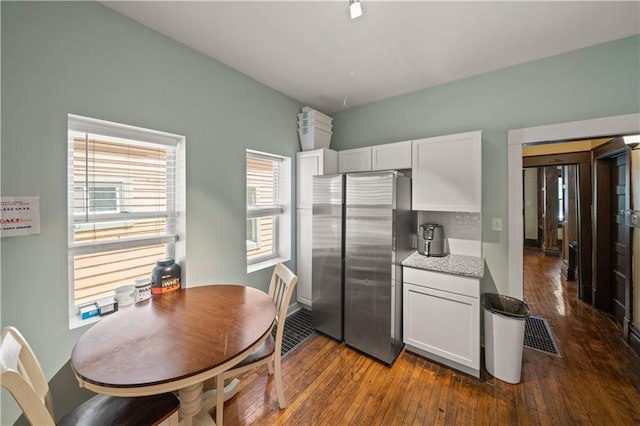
[1,196,41,237]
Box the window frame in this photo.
[73,182,124,215]
[67,114,186,329]
[245,149,291,273]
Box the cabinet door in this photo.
[403,283,480,371]
[372,140,411,171]
[296,149,337,209]
[296,208,313,306]
[412,131,481,212]
[338,147,372,173]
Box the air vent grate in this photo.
[524,315,561,357]
[276,309,315,358]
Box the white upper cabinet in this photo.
[338,147,372,173]
[296,148,338,209]
[372,140,412,171]
[412,131,482,212]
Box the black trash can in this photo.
[482,293,530,384]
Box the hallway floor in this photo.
[216,249,640,424]
[519,247,640,424]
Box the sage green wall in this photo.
[1,2,301,423]
[331,34,640,296]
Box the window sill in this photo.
[247,256,290,274]
[69,313,100,330]
[69,303,139,330]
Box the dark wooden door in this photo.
[609,154,629,324]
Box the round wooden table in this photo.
[71,285,276,425]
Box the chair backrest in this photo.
[268,263,299,353]
[1,326,56,425]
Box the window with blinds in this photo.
[246,150,284,263]
[68,116,180,307]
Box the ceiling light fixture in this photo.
[349,0,363,19]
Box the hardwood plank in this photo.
[376,350,411,424]
[443,373,463,424]
[494,376,520,425]
[405,357,439,426]
[216,248,640,425]
[351,360,391,425]
[431,365,453,425]
[395,355,429,425]
[304,347,366,424]
[315,348,371,424]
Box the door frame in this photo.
[522,152,592,302]
[507,113,640,300]
[593,138,633,339]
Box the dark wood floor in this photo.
[214,248,640,425]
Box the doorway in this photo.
[524,165,579,273]
[593,138,632,336]
[522,151,592,302]
[508,113,640,354]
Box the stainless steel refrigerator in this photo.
[311,174,345,341]
[312,171,414,364]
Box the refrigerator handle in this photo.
[391,211,397,251]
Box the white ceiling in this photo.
[103,1,640,114]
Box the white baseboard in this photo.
[287,301,308,316]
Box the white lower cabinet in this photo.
[403,267,480,377]
[296,209,313,307]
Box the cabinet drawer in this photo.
[403,267,479,298]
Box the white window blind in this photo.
[68,116,179,306]
[246,151,283,263]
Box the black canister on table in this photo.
[151,258,181,295]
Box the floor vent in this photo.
[277,309,315,358]
[524,315,561,357]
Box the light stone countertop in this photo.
[401,251,484,279]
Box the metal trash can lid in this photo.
[481,293,530,318]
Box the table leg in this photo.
[179,382,215,426]
[202,378,241,411]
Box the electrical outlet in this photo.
[492,218,502,231]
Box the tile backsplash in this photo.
[417,211,481,241]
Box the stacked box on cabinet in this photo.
[298,106,333,150]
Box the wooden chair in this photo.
[1,326,180,426]
[213,263,298,425]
